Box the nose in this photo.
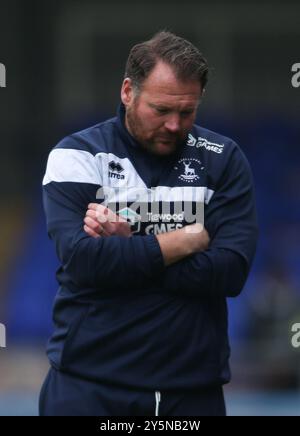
[164,115,181,133]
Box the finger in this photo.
[84,215,113,237]
[95,207,111,224]
[84,224,100,239]
[88,204,128,228]
[84,223,111,238]
[86,209,97,220]
[86,210,113,230]
[84,216,103,233]
[88,203,108,217]
[88,203,100,211]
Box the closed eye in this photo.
[155,108,170,115]
[155,108,194,116]
[180,110,194,116]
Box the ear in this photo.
[121,78,134,106]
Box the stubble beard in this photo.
[125,104,185,156]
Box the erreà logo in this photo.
[0,323,6,348]
[0,63,6,88]
[109,161,125,180]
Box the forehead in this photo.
[140,61,201,105]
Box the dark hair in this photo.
[125,31,209,92]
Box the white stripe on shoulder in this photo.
[42,148,102,186]
[42,149,215,205]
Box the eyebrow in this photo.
[148,103,196,111]
[149,103,169,109]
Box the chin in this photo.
[142,139,179,156]
[152,142,178,156]
[156,144,177,156]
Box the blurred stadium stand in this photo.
[0,0,300,415]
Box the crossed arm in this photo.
[43,145,258,298]
[84,203,210,266]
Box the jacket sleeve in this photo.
[162,145,258,298]
[42,145,164,291]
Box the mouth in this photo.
[159,139,173,144]
[156,136,177,144]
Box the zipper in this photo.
[155,390,161,416]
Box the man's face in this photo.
[121,61,202,156]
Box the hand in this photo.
[83,203,132,238]
[156,223,210,266]
[182,223,210,253]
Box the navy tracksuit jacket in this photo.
[41,103,258,413]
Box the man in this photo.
[40,31,258,416]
